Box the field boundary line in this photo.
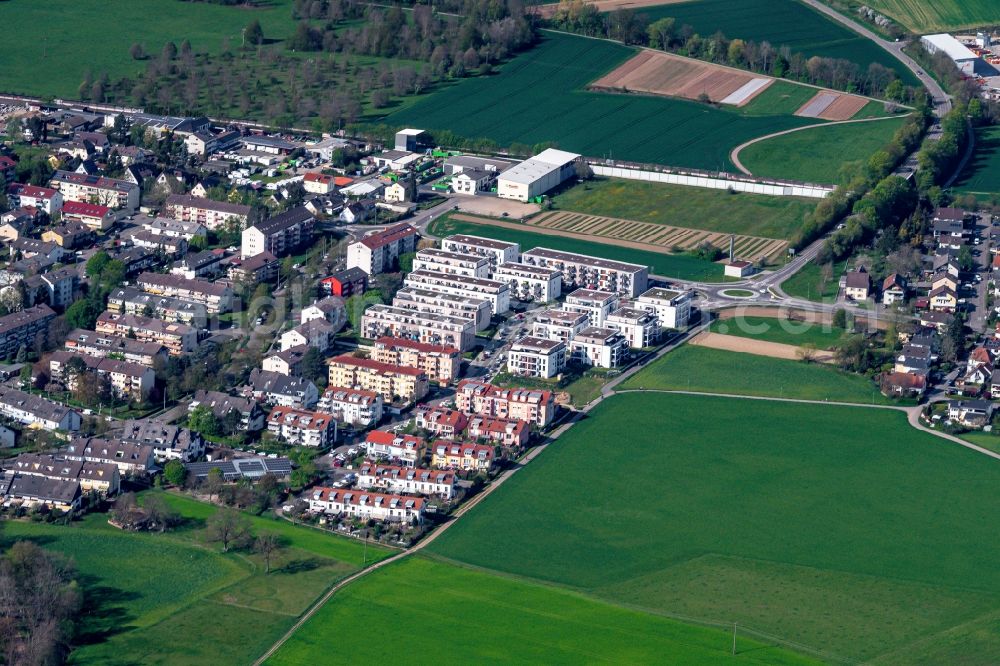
[730,114,911,175]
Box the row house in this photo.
[307,487,425,524]
[107,286,207,327]
[357,463,454,499]
[466,415,529,449]
[521,247,648,297]
[455,380,555,427]
[440,233,519,268]
[267,407,336,448]
[165,194,250,230]
[0,472,81,512]
[431,441,495,472]
[0,387,80,431]
[241,206,315,259]
[115,419,205,462]
[64,437,156,476]
[364,431,425,467]
[371,337,461,385]
[360,304,475,353]
[327,354,429,406]
[50,171,139,209]
[246,368,318,409]
[316,386,383,427]
[346,222,418,275]
[492,261,562,303]
[96,311,198,355]
[392,286,491,332]
[136,272,233,314]
[49,351,155,401]
[508,337,566,379]
[0,304,56,359]
[142,216,208,240]
[414,405,468,439]
[412,248,491,279]
[7,453,119,496]
[64,328,168,367]
[404,270,510,315]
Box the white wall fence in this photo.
[589,164,833,199]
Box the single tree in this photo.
[163,459,187,487]
[245,19,264,47]
[142,494,179,532]
[255,533,282,574]
[129,43,146,60]
[205,507,252,553]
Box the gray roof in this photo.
[185,457,291,480]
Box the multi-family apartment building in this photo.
[509,337,567,379]
[404,270,510,315]
[364,431,425,466]
[262,345,308,376]
[142,216,208,240]
[0,304,55,359]
[563,289,620,328]
[431,441,495,472]
[64,328,168,367]
[107,286,207,326]
[6,183,63,215]
[316,386,384,427]
[521,247,649,297]
[246,368,318,409]
[49,351,155,401]
[532,309,588,344]
[412,248,490,279]
[280,318,337,353]
[307,486,425,523]
[0,473,81,512]
[357,462,455,499]
[606,307,659,348]
[414,405,469,439]
[634,287,692,330]
[347,222,418,275]
[267,406,336,447]
[493,262,562,303]
[95,311,198,355]
[229,251,280,287]
[50,171,139,209]
[392,286,491,332]
[61,200,115,230]
[165,193,251,230]
[0,387,81,431]
[327,354,429,405]
[241,206,315,258]
[63,436,156,476]
[440,234,519,267]
[136,272,233,314]
[466,415,529,449]
[115,420,205,462]
[360,304,475,352]
[130,230,189,256]
[8,453,120,497]
[189,390,265,432]
[455,380,556,427]
[568,326,628,369]
[371,337,461,384]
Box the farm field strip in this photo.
[953,125,1000,197]
[691,330,835,362]
[527,210,789,260]
[532,0,690,18]
[794,90,869,120]
[864,0,1000,32]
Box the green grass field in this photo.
[710,315,847,347]
[427,391,1000,662]
[620,344,887,403]
[549,178,815,240]
[637,0,918,86]
[7,492,388,665]
[266,556,817,665]
[428,214,727,281]
[953,125,1000,199]
[0,0,299,99]
[389,31,817,170]
[781,258,849,301]
[864,0,1000,32]
[738,117,908,184]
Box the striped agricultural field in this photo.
[527,211,788,262]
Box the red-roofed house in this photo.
[0,156,15,186]
[466,415,529,449]
[364,431,425,466]
[413,405,468,438]
[346,222,418,275]
[455,379,556,426]
[431,441,495,471]
[266,406,336,447]
[61,200,115,231]
[372,336,461,384]
[307,486,425,523]
[7,183,63,215]
[302,172,337,195]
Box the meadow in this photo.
[864,0,1000,32]
[780,258,848,301]
[388,31,816,171]
[737,116,909,184]
[709,314,848,347]
[427,391,1000,662]
[637,0,919,86]
[0,0,299,99]
[6,492,389,665]
[620,344,888,403]
[266,556,817,665]
[549,178,815,239]
[428,214,727,281]
[953,125,1000,200]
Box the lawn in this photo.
[427,391,1000,662]
[266,556,817,665]
[494,368,610,409]
[710,315,847,348]
[549,177,815,240]
[388,31,816,171]
[6,492,388,665]
[637,0,918,86]
[620,344,888,403]
[953,125,1000,200]
[0,0,299,99]
[864,0,1000,32]
[781,258,849,301]
[428,214,727,281]
[738,116,909,184]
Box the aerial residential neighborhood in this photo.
[3,0,1000,663]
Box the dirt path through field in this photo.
[533,0,687,18]
[691,331,836,363]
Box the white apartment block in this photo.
[532,309,588,343]
[606,307,660,348]
[493,262,562,303]
[634,287,692,330]
[412,248,490,279]
[361,304,476,352]
[357,463,455,499]
[568,326,628,369]
[392,286,491,332]
[95,312,198,355]
[521,247,649,297]
[347,223,418,275]
[404,270,510,315]
[50,171,139,210]
[308,487,425,523]
[267,407,336,448]
[165,194,251,230]
[0,387,80,432]
[316,386,384,427]
[136,272,233,314]
[440,234,519,268]
[364,431,425,466]
[508,337,566,379]
[563,289,620,328]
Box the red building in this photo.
[321,267,368,298]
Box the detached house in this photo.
[882,274,907,306]
[844,268,870,301]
